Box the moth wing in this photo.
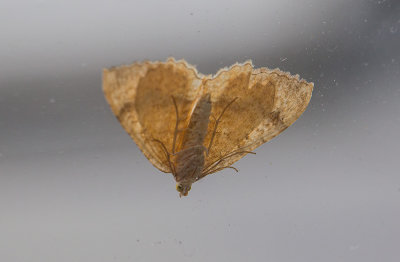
[202,62,313,175]
[103,59,203,173]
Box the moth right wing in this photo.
[103,59,203,173]
[202,62,313,175]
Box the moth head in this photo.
[176,182,192,197]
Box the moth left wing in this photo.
[103,59,203,173]
[202,62,313,176]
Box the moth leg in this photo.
[171,96,191,154]
[202,149,255,177]
[199,166,238,179]
[207,97,238,155]
[171,96,180,154]
[152,139,177,177]
[203,115,217,156]
[203,150,251,174]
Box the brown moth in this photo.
[103,58,313,197]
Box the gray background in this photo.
[1,0,399,261]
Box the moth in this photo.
[103,58,313,197]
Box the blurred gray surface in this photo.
[1,0,399,261]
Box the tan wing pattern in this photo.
[103,58,313,181]
[202,62,313,174]
[103,58,203,173]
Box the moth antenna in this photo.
[147,143,169,169]
[207,97,238,155]
[152,139,177,178]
